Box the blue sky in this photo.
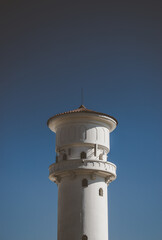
[1,1,162,239]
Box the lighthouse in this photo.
[47,105,118,240]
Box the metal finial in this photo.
[81,88,84,105]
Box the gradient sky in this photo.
[1,1,162,240]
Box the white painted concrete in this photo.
[82,176,108,240]
[57,174,108,240]
[48,108,117,240]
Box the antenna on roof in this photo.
[81,88,84,105]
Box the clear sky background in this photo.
[1,1,162,240]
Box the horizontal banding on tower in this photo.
[49,159,116,183]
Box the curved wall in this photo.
[56,123,110,150]
[57,174,108,240]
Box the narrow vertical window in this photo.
[80,151,86,159]
[56,155,58,163]
[63,153,67,160]
[99,188,103,196]
[82,179,88,187]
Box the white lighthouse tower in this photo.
[47,105,118,240]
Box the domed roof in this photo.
[47,105,118,126]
